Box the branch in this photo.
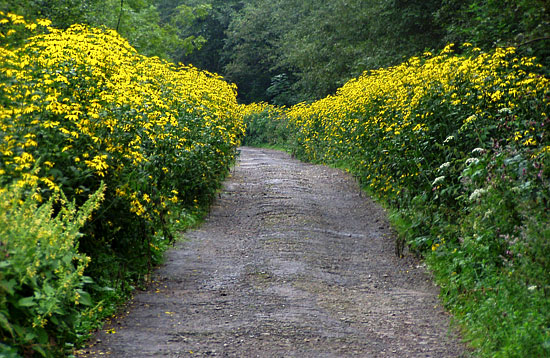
[517,36,550,48]
[116,0,124,32]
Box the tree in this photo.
[0,0,91,28]
[85,0,210,60]
[0,0,211,61]
[222,0,295,103]
[223,0,445,104]
[436,0,550,68]
[169,0,243,75]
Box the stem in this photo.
[116,0,124,32]
[517,36,550,48]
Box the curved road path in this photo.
[79,147,466,357]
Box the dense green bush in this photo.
[0,183,104,357]
[241,102,291,148]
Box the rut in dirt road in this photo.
[80,147,466,357]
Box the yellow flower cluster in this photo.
[240,101,286,118]
[0,12,244,221]
[287,43,549,199]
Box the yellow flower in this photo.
[523,138,537,146]
[36,18,52,27]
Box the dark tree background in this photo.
[2,0,549,104]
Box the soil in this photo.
[77,147,468,357]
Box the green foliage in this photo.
[0,0,90,29]
[174,0,243,75]
[429,135,550,356]
[0,183,105,357]
[0,0,210,61]
[222,0,290,104]
[436,0,550,64]
[84,0,211,61]
[439,1,550,74]
[241,103,290,147]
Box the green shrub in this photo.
[241,102,291,148]
[0,183,104,357]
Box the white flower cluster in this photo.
[466,157,479,166]
[469,188,487,201]
[444,135,454,144]
[432,176,445,186]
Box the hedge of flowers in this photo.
[287,44,550,356]
[240,102,289,147]
[0,12,244,356]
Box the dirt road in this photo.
[79,147,466,357]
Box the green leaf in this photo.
[17,296,36,307]
[24,331,37,342]
[62,254,74,266]
[76,289,92,306]
[32,344,47,357]
[0,343,20,358]
[43,282,55,296]
[49,315,60,326]
[81,275,94,284]
[0,279,17,295]
[0,312,14,337]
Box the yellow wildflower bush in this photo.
[288,44,549,209]
[1,13,243,215]
[0,12,244,348]
[286,44,550,356]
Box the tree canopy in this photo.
[2,0,549,103]
[215,0,549,105]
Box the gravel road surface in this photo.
[78,147,466,357]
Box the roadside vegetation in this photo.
[240,102,289,149]
[1,0,549,357]
[244,44,550,357]
[0,13,243,356]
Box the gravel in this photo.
[78,147,467,358]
